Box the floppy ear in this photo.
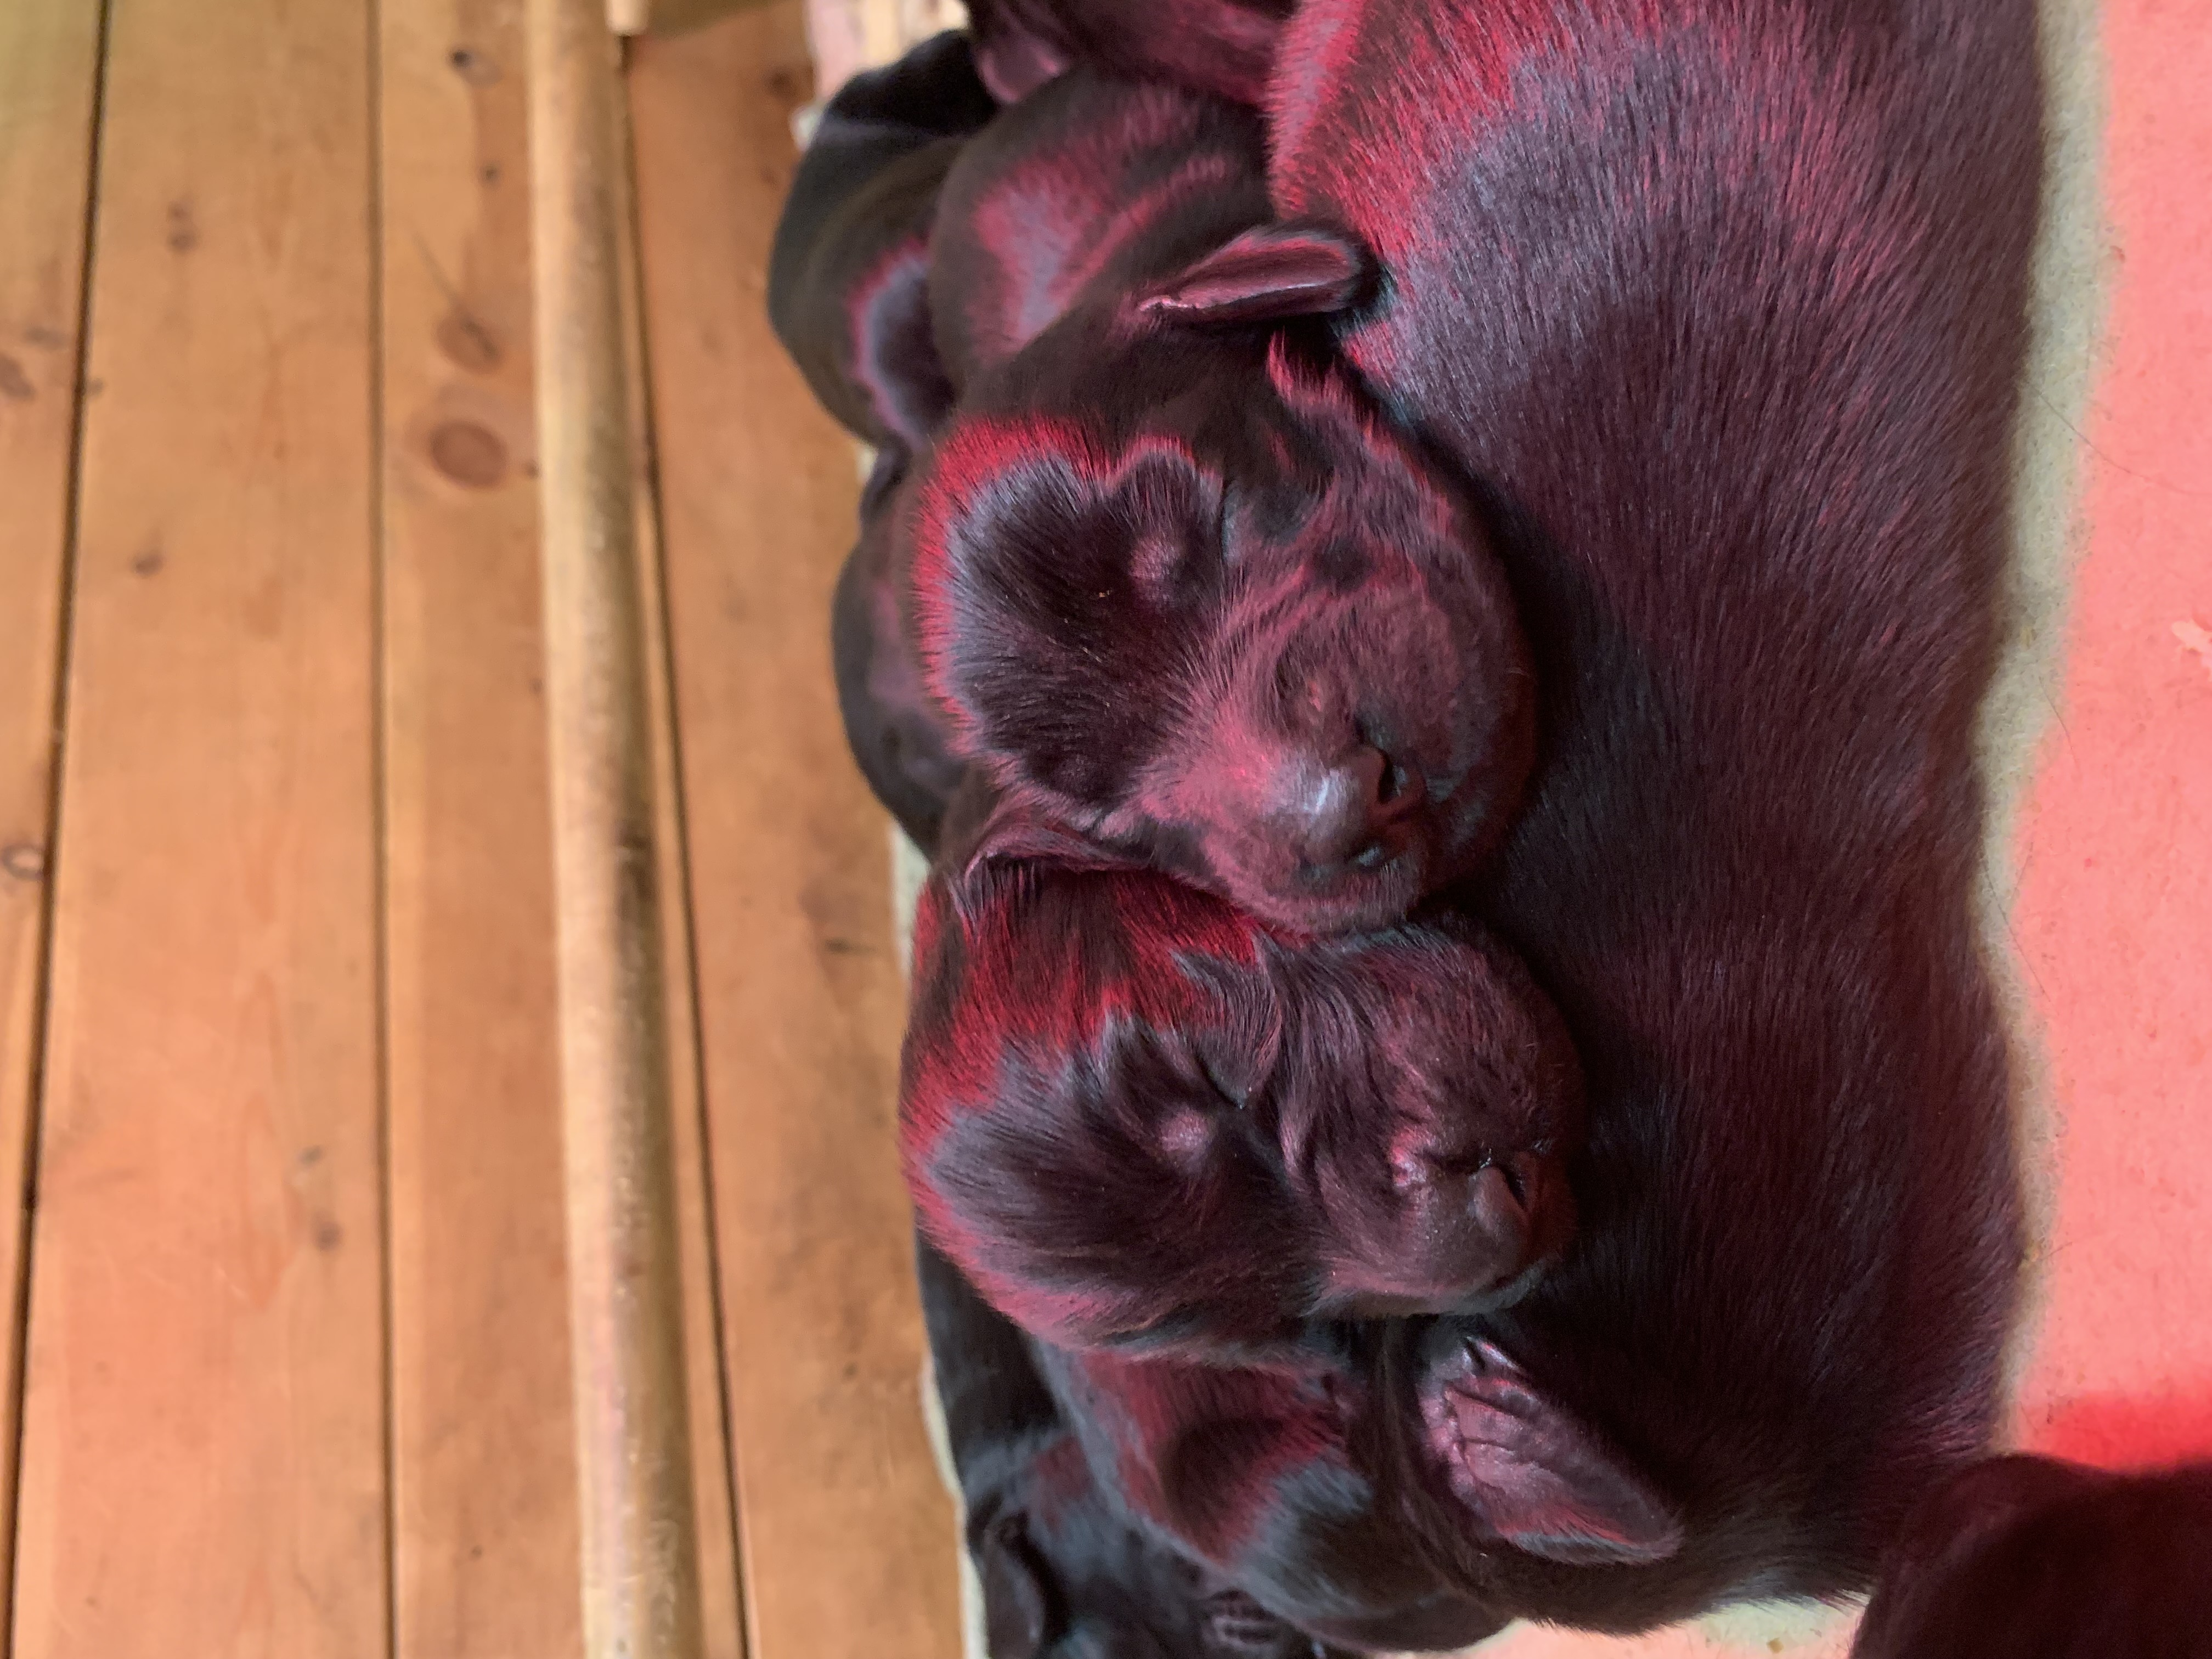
[1139,222,1374,328]
[957,789,1130,882]
[1424,1339,1683,1566]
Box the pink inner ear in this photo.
[1142,224,1373,327]
[1424,1341,1684,1566]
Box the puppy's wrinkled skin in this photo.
[902,786,1582,1358]
[913,71,1534,936]
[1852,1455,2212,1658]
[918,1236,1353,1659]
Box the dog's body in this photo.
[770,33,993,847]
[1239,0,2040,1640]
[1852,1455,2212,1658]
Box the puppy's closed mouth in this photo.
[1313,1255,1551,1324]
[1293,826,1417,888]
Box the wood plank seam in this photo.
[610,67,751,1652]
[0,1,116,1645]
[363,0,403,1654]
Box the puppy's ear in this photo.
[963,798,1113,878]
[936,786,1134,934]
[1140,222,1374,328]
[1424,1339,1683,1566]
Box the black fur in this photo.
[1853,1455,2212,1658]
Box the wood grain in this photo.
[376,1,583,1654]
[630,7,963,1657]
[8,0,390,1654]
[0,0,104,1600]
[378,0,745,1647]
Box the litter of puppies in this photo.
[766,2,2197,1652]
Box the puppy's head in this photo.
[966,1431,1350,1659]
[899,804,1581,1357]
[909,224,1534,936]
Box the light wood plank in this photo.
[0,0,104,1598]
[376,2,583,1654]
[629,7,962,1656]
[10,1,389,1654]
[378,0,746,1651]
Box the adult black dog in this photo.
[1852,1455,2212,1657]
[1238,0,2039,1641]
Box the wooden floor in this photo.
[0,2,960,1655]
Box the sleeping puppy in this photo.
[1851,1454,2212,1658]
[905,67,1536,938]
[1192,0,2043,1641]
[777,39,1537,934]
[769,34,996,846]
[902,780,1582,1358]
[918,1233,1351,1659]
[768,30,992,456]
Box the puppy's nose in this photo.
[1406,1152,1572,1307]
[1282,743,1419,868]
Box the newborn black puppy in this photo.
[768,30,991,455]
[769,35,996,846]
[902,783,1582,1358]
[906,68,1535,937]
[1216,0,2045,1640]
[775,37,1536,933]
[1852,1454,2212,1658]
[918,1234,1350,1659]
